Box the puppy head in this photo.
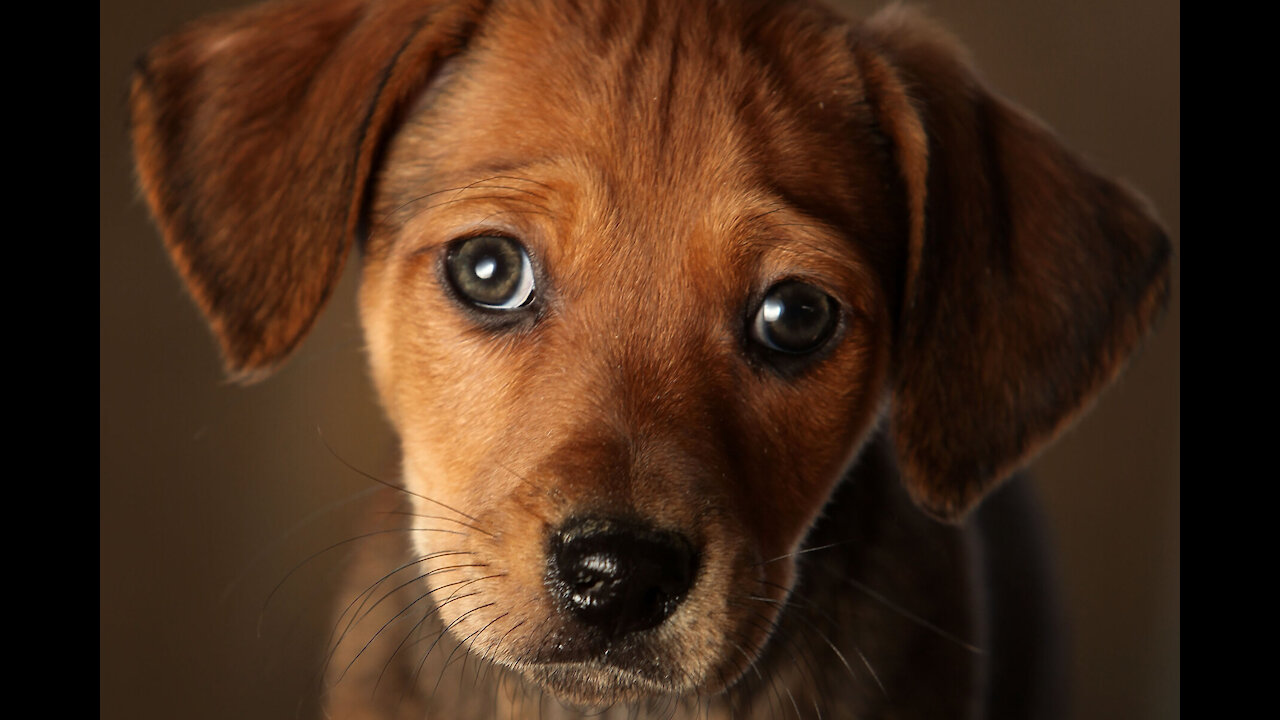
[354,1,904,701]
[132,0,1170,708]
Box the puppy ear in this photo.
[852,7,1172,521]
[130,0,487,380]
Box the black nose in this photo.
[549,517,698,638]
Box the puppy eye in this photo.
[750,281,838,354]
[445,235,535,310]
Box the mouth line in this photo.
[525,638,675,678]
[519,658,691,705]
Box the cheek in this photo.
[395,333,525,489]
[357,261,399,424]
[736,327,889,555]
[362,255,530,492]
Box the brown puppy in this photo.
[130,0,1171,717]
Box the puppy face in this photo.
[358,3,898,702]
[130,0,1170,711]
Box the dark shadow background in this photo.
[100,1,1179,718]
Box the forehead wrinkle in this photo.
[475,0,776,191]
[408,6,817,251]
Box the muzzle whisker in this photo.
[475,617,528,688]
[847,576,982,655]
[326,561,486,676]
[751,540,854,569]
[708,665,735,720]
[339,572,483,688]
[784,684,803,720]
[379,509,496,537]
[372,590,484,697]
[261,526,465,637]
[336,550,477,640]
[399,599,494,708]
[764,609,828,720]
[725,634,785,720]
[749,586,884,698]
[316,428,488,528]
[325,550,476,671]
[730,599,826,717]
[430,600,501,695]
[218,485,381,605]
[456,610,509,692]
[767,562,981,656]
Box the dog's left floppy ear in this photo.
[850,7,1172,521]
[131,0,487,381]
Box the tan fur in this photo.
[131,0,1170,717]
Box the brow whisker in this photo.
[485,173,555,192]
[381,178,500,223]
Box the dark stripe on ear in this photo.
[352,1,492,252]
[350,15,432,253]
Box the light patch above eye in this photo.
[445,235,536,310]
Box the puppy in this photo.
[130,0,1171,717]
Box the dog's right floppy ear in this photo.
[851,7,1172,521]
[130,0,487,381]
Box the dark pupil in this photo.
[758,282,836,353]
[448,236,521,306]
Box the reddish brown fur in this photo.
[857,9,1171,518]
[131,0,1170,717]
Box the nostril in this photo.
[549,517,698,638]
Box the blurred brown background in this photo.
[100,1,1179,718]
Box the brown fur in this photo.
[131,0,1170,717]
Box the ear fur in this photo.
[852,6,1172,521]
[130,0,488,380]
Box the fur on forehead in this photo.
[368,0,907,299]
